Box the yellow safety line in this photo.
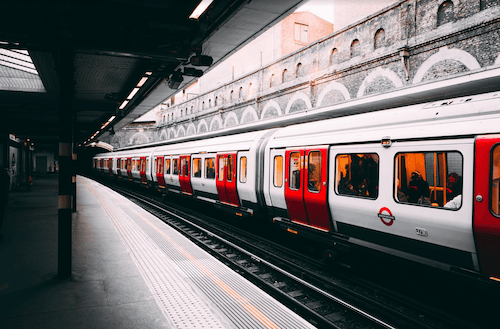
[78,177,279,329]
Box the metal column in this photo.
[58,47,74,278]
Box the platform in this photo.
[0,174,316,329]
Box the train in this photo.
[93,91,500,284]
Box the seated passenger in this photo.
[194,171,201,177]
[408,171,430,203]
[444,194,462,209]
[206,167,215,179]
[446,172,462,200]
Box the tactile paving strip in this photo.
[79,177,316,329]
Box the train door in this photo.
[474,135,500,279]
[117,158,121,178]
[127,158,133,181]
[108,158,113,177]
[268,149,288,218]
[179,155,193,194]
[140,157,147,184]
[284,147,330,230]
[100,159,104,174]
[216,153,239,206]
[156,156,166,188]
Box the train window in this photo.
[146,158,149,172]
[205,158,215,179]
[181,158,189,176]
[172,159,179,175]
[289,152,301,190]
[227,155,234,182]
[336,153,379,199]
[307,151,321,192]
[274,156,283,187]
[491,145,500,216]
[158,158,163,174]
[240,157,247,183]
[192,158,202,177]
[155,158,159,173]
[218,157,225,181]
[395,151,463,209]
[165,158,171,175]
[132,159,136,170]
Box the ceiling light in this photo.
[107,116,116,122]
[119,100,129,109]
[127,87,140,100]
[189,0,213,19]
[137,77,148,87]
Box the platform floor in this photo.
[0,175,316,329]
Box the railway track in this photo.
[98,178,483,329]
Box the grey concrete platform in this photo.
[0,175,316,329]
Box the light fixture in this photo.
[189,0,213,19]
[107,115,116,122]
[183,67,204,77]
[126,87,140,100]
[167,71,183,89]
[119,100,129,109]
[137,77,148,87]
[190,54,213,66]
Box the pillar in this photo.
[58,47,74,278]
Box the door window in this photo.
[240,157,247,183]
[289,152,301,190]
[336,153,379,199]
[165,158,171,174]
[274,156,283,187]
[307,151,321,192]
[192,158,202,177]
[205,158,215,179]
[218,157,225,181]
[491,145,500,216]
[227,155,234,182]
[172,159,179,175]
[395,151,462,209]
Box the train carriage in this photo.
[264,92,500,280]
[92,91,500,283]
[151,129,277,216]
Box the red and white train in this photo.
[94,91,500,283]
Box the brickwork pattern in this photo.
[103,0,500,148]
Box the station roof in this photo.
[0,0,305,148]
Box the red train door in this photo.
[285,149,308,225]
[156,156,166,188]
[216,153,239,206]
[117,158,121,178]
[474,135,500,279]
[127,158,133,181]
[179,155,193,194]
[216,154,229,204]
[140,157,147,184]
[108,158,113,177]
[285,147,331,230]
[304,147,331,231]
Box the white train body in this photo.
[94,91,500,283]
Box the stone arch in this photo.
[374,29,385,49]
[317,82,351,107]
[223,112,239,128]
[261,100,282,119]
[351,39,361,58]
[168,128,176,139]
[209,116,223,131]
[330,48,339,65]
[159,129,168,140]
[129,132,149,145]
[357,67,403,98]
[413,47,481,84]
[437,0,455,26]
[282,69,288,83]
[285,92,312,114]
[241,106,258,124]
[186,123,196,136]
[176,126,186,138]
[197,119,209,133]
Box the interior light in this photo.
[127,87,140,100]
[189,0,213,19]
[107,116,116,122]
[137,77,148,87]
[119,100,129,109]
[145,71,152,75]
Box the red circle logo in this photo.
[378,207,395,226]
